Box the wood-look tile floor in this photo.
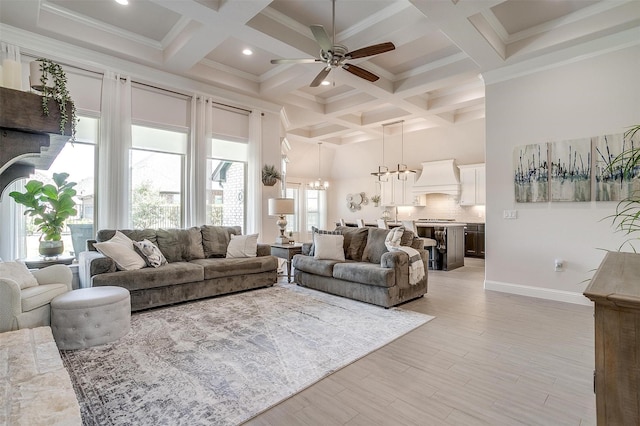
[246,258,596,426]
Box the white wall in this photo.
[485,46,640,304]
[329,120,485,225]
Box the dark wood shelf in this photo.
[0,87,72,197]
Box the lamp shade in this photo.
[268,198,294,216]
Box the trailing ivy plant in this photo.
[34,58,77,140]
[605,124,640,251]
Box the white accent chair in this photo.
[402,220,438,269]
[0,262,72,332]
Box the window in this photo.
[130,125,186,228]
[22,115,98,258]
[206,138,247,228]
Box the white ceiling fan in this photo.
[270,0,395,87]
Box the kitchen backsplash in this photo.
[396,193,485,223]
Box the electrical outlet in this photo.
[503,210,517,219]
[554,259,564,272]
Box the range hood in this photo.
[412,159,461,196]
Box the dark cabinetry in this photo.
[464,223,485,258]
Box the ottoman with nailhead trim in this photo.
[51,286,131,350]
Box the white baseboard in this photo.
[484,280,593,306]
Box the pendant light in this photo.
[309,142,329,190]
[371,124,391,182]
[391,120,417,181]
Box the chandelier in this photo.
[371,120,416,181]
[309,142,329,190]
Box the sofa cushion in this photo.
[92,262,204,291]
[309,226,341,257]
[335,226,368,261]
[21,283,69,311]
[332,262,394,288]
[361,228,390,264]
[361,227,415,264]
[292,255,341,277]
[97,229,157,245]
[0,261,38,289]
[191,256,278,279]
[156,227,205,262]
[201,225,242,258]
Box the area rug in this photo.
[60,283,433,425]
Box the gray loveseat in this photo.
[79,226,277,311]
[292,226,428,308]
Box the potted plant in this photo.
[9,173,77,257]
[371,194,381,207]
[29,58,77,140]
[606,124,640,251]
[262,164,281,186]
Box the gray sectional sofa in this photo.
[79,226,277,311]
[292,226,428,308]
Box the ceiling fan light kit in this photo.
[270,0,395,87]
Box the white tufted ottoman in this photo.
[51,286,131,350]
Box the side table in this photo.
[21,256,80,290]
[270,243,303,282]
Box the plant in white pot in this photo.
[9,173,78,257]
[29,58,77,140]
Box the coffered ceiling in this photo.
[1,0,637,146]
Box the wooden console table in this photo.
[583,251,640,425]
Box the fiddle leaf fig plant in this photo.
[33,58,77,140]
[9,173,77,241]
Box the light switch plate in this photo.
[503,210,517,219]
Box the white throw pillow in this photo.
[94,230,146,271]
[226,234,258,258]
[0,261,38,289]
[313,233,345,261]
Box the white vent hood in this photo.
[412,159,461,196]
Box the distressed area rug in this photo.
[61,283,433,425]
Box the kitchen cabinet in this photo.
[459,164,485,206]
[381,174,425,207]
[464,223,485,258]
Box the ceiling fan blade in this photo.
[346,42,395,59]
[342,64,379,82]
[310,25,333,52]
[310,67,332,87]
[271,58,321,64]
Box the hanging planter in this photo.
[262,164,281,186]
[29,58,77,140]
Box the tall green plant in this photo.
[606,124,640,251]
[9,173,77,241]
[34,58,77,140]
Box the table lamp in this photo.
[268,198,295,244]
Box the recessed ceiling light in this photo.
[242,49,253,56]
[320,80,330,86]
[115,0,129,5]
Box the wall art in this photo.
[550,138,591,202]
[514,143,549,203]
[594,132,639,201]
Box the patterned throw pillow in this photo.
[133,239,167,268]
[309,226,341,256]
